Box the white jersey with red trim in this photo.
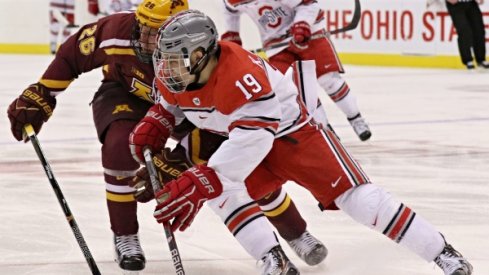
[49,0,75,14]
[222,0,325,55]
[156,41,311,189]
[98,0,141,15]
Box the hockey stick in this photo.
[143,148,186,275]
[251,0,361,53]
[329,0,361,35]
[22,124,101,275]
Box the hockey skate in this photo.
[477,61,489,69]
[259,245,300,275]
[349,115,372,141]
[114,233,146,272]
[50,42,57,55]
[287,231,327,266]
[434,242,473,275]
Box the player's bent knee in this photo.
[335,184,401,231]
[317,72,345,95]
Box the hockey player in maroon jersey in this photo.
[130,9,473,275]
[221,0,373,141]
[7,0,188,272]
[8,0,328,272]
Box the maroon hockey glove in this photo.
[129,104,175,164]
[289,21,311,51]
[87,0,99,16]
[7,83,56,141]
[154,165,223,232]
[221,31,242,46]
[130,148,191,203]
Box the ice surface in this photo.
[1,54,488,275]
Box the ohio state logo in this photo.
[258,6,287,28]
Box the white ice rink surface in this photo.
[0,54,488,275]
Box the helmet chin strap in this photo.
[187,51,211,89]
[183,43,218,90]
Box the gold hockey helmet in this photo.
[132,0,189,63]
[135,0,189,28]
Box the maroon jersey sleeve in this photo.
[39,12,139,92]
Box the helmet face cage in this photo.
[131,23,159,64]
[153,9,218,93]
[153,50,192,93]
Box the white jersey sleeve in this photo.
[294,1,321,26]
[208,127,275,190]
[222,0,242,32]
[207,91,282,189]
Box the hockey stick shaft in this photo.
[330,0,361,35]
[252,0,361,52]
[23,124,101,275]
[143,148,186,275]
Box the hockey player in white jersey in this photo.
[130,9,473,275]
[49,0,76,54]
[221,0,372,141]
[131,60,329,271]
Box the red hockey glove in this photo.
[130,148,191,203]
[7,83,56,141]
[289,21,311,51]
[220,31,242,46]
[153,165,223,232]
[87,0,99,16]
[129,104,175,164]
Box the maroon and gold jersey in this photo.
[40,11,156,103]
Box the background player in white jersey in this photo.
[130,9,473,275]
[88,0,143,16]
[49,0,76,54]
[220,0,372,141]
